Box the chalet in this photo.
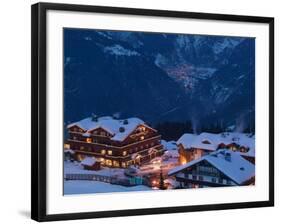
[177,132,255,164]
[64,116,163,168]
[81,157,101,170]
[168,149,255,188]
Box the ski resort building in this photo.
[177,132,255,165]
[168,149,255,188]
[64,116,164,168]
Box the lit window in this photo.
[108,150,112,155]
[123,151,127,156]
[101,150,106,155]
[140,136,144,140]
[64,143,70,149]
[77,154,84,162]
[121,162,126,168]
[99,158,105,164]
[80,146,84,150]
[86,138,92,143]
[113,161,120,167]
[106,160,112,166]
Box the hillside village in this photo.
[64,115,255,194]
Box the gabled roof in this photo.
[67,116,145,142]
[81,157,96,166]
[168,149,255,185]
[176,133,197,149]
[177,132,255,155]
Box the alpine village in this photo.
[64,114,255,194]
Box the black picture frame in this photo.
[31,2,274,222]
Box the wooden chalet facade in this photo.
[168,150,255,188]
[64,116,163,168]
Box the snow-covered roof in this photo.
[64,149,75,154]
[176,133,197,149]
[81,157,96,166]
[161,140,177,151]
[168,149,255,185]
[177,132,255,154]
[190,132,221,151]
[67,116,145,142]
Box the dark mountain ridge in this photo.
[64,29,255,133]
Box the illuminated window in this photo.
[64,144,70,149]
[99,158,105,164]
[77,154,84,162]
[80,146,84,150]
[108,150,112,155]
[121,162,126,168]
[106,160,112,166]
[138,126,146,132]
[140,136,144,140]
[86,138,92,143]
[113,161,120,167]
[123,151,127,156]
[101,150,106,155]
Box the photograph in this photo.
[63,28,256,195]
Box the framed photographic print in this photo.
[31,2,274,222]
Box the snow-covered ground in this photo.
[64,161,126,178]
[64,180,150,195]
[64,161,151,194]
[63,139,180,195]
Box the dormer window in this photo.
[86,138,92,143]
[202,140,211,144]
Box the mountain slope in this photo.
[64,28,255,131]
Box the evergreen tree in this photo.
[159,169,166,190]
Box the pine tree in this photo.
[159,169,166,190]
